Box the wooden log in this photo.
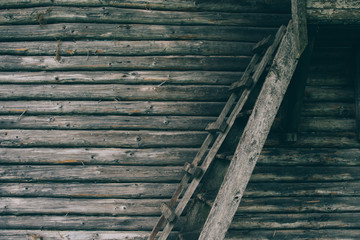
[0,55,250,71]
[198,22,299,240]
[0,101,225,116]
[0,85,230,101]
[0,115,216,130]
[307,73,353,86]
[291,0,307,57]
[0,23,276,42]
[0,0,291,13]
[0,183,179,198]
[0,7,290,26]
[0,231,177,240]
[0,197,166,216]
[302,102,355,117]
[0,71,242,85]
[231,212,360,229]
[0,130,207,148]
[225,229,360,240]
[0,41,253,57]
[0,165,184,183]
[304,86,354,102]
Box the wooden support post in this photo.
[282,39,314,143]
[198,22,300,240]
[355,48,360,141]
[292,0,308,58]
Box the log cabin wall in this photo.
[0,0,291,239]
[226,28,360,239]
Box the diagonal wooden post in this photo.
[198,21,301,240]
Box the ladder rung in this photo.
[229,77,254,92]
[196,193,214,207]
[252,35,272,54]
[160,203,177,223]
[215,153,233,161]
[205,121,228,133]
[237,110,252,119]
[184,162,203,179]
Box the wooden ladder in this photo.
[148,25,287,240]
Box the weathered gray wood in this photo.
[0,130,207,148]
[291,0,307,57]
[231,212,360,229]
[0,85,230,101]
[0,165,184,183]
[0,0,291,13]
[0,55,250,71]
[0,115,215,130]
[0,101,225,116]
[304,86,354,102]
[0,7,290,26]
[307,73,353,86]
[0,183,178,198]
[0,41,253,57]
[0,197,166,216]
[0,230,178,240]
[225,229,360,240]
[0,71,242,85]
[302,102,355,117]
[0,23,276,41]
[356,48,360,141]
[307,0,360,24]
[198,22,299,240]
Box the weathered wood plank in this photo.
[0,115,216,130]
[2,181,360,199]
[0,71,242,85]
[0,101,225,116]
[0,55,250,71]
[2,165,359,183]
[0,41,253,57]
[302,102,355,117]
[0,165,184,183]
[307,74,353,86]
[356,48,360,141]
[0,7,290,26]
[0,0,291,13]
[225,229,360,240]
[0,23,276,41]
[198,22,299,240]
[0,230,178,240]
[304,86,354,102]
[291,0,308,57]
[0,130,207,148]
[0,85,230,101]
[231,212,360,229]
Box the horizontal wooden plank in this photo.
[0,130,207,147]
[0,71,242,85]
[2,165,360,183]
[259,148,360,166]
[0,85,230,101]
[307,74,353,86]
[226,229,360,240]
[0,230,178,240]
[231,212,360,230]
[0,41,253,57]
[302,102,355,117]
[0,7,290,26]
[0,165,184,183]
[0,0,291,13]
[2,181,360,198]
[1,197,166,216]
[0,115,216,130]
[0,147,196,165]
[0,101,225,116]
[0,23,276,41]
[304,86,354,102]
[0,55,250,71]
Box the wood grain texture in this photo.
[0,130,207,147]
[0,41,253,56]
[0,23,276,41]
[0,84,230,101]
[0,101,225,116]
[0,55,250,71]
[0,7,290,26]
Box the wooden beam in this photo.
[356,48,360,141]
[198,22,299,240]
[292,0,308,58]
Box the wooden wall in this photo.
[226,29,360,239]
[0,1,290,239]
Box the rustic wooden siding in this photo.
[0,1,290,239]
[225,32,360,239]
